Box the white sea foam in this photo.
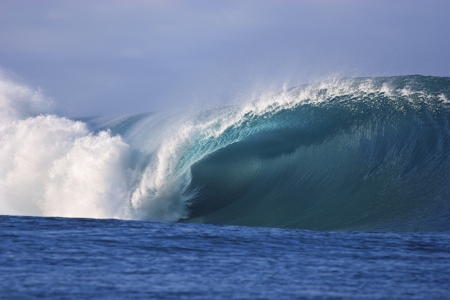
[0,75,52,128]
[0,76,132,219]
[438,93,449,103]
[129,114,196,221]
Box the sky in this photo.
[1,0,450,117]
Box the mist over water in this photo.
[1,74,450,231]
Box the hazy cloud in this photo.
[1,0,449,116]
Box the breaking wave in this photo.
[2,74,450,231]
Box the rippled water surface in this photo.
[1,215,449,299]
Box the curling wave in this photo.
[2,75,450,231]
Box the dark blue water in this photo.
[1,215,449,299]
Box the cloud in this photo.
[0,0,449,116]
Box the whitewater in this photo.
[1,74,450,231]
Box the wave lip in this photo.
[180,75,450,231]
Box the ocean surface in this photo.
[1,75,450,298]
[1,215,450,299]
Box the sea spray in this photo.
[0,76,132,219]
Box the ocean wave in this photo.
[2,75,450,231]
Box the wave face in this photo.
[2,75,450,231]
